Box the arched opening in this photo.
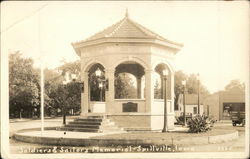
[153,72,162,99]
[154,63,171,99]
[88,63,105,101]
[115,62,145,99]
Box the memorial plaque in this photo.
[122,102,138,112]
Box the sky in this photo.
[1,1,249,93]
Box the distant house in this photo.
[175,94,204,117]
[203,90,245,121]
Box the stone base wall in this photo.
[150,114,175,131]
[167,114,175,130]
[107,115,151,131]
[107,114,175,131]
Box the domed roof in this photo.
[84,13,168,42]
[72,12,183,56]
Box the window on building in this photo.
[223,103,245,117]
[193,107,197,114]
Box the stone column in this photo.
[145,69,154,113]
[105,69,115,114]
[166,71,175,130]
[141,78,145,99]
[81,72,89,116]
[137,77,142,99]
[161,75,164,99]
[170,72,175,113]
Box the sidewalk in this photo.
[218,120,232,123]
[9,120,245,153]
[9,116,80,123]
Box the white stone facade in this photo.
[72,13,182,131]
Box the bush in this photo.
[175,116,184,125]
[187,115,216,133]
[175,114,192,125]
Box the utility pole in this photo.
[39,7,44,134]
[197,73,200,115]
[182,80,186,126]
[38,4,49,134]
[1,3,48,135]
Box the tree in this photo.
[9,51,40,118]
[47,80,81,116]
[174,71,210,110]
[154,79,162,99]
[224,80,245,93]
[45,62,81,115]
[186,74,209,95]
[64,82,81,113]
[174,71,188,110]
[115,73,137,99]
[58,60,81,77]
[43,68,63,116]
[89,71,105,101]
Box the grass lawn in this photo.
[90,127,236,140]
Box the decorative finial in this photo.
[125,8,129,18]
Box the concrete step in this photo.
[56,115,124,133]
[58,127,100,132]
[101,122,115,126]
[100,126,123,131]
[65,124,100,129]
[74,118,103,122]
[79,115,104,119]
[68,121,102,125]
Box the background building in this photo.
[175,94,204,117]
[203,90,245,121]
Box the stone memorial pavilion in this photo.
[71,12,183,131]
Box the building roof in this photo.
[178,94,204,105]
[72,12,183,53]
[203,90,245,103]
[85,14,168,42]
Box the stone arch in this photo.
[111,56,149,71]
[87,63,106,102]
[152,59,174,74]
[114,58,146,99]
[153,62,173,100]
[82,59,107,73]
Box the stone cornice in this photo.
[72,37,183,56]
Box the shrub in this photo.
[175,116,184,125]
[175,114,193,125]
[187,115,216,133]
